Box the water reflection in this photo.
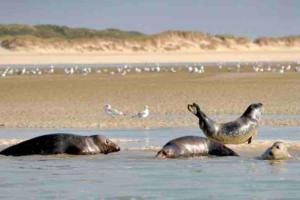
[269,160,289,174]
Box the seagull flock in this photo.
[1,62,298,121]
[104,104,149,119]
[1,62,300,78]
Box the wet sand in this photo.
[0,68,300,128]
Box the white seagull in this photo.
[133,105,149,119]
[104,104,124,117]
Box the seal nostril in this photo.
[269,151,273,156]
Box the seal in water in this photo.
[156,136,238,158]
[261,142,292,160]
[0,133,120,156]
[187,102,263,144]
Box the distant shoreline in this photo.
[1,24,300,65]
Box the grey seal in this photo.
[188,102,263,144]
[261,142,292,160]
[156,136,238,158]
[0,133,120,156]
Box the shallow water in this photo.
[0,126,300,199]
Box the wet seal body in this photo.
[156,136,238,158]
[0,133,120,156]
[188,103,263,144]
[261,142,292,160]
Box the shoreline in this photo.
[1,50,300,65]
[0,119,300,129]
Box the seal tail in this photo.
[209,144,239,156]
[223,146,239,156]
[187,103,202,117]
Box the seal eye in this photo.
[276,145,280,149]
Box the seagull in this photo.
[135,67,142,73]
[155,66,161,72]
[48,65,55,73]
[170,67,176,73]
[104,104,124,117]
[21,67,27,75]
[132,105,149,119]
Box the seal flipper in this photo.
[209,141,239,156]
[248,137,252,144]
[188,103,218,138]
[209,146,239,156]
[187,103,199,116]
[65,145,82,155]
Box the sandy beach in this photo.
[0,66,299,129]
[1,50,300,65]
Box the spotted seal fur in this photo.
[188,102,263,144]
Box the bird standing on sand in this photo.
[104,104,124,117]
[133,105,149,118]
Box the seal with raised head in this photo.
[187,102,263,144]
[156,136,238,158]
[0,133,120,156]
[261,142,292,160]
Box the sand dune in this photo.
[2,31,300,53]
[1,34,300,64]
[1,24,300,64]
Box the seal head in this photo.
[261,142,292,160]
[241,103,263,122]
[90,135,120,154]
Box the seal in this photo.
[187,102,263,144]
[261,142,292,160]
[0,133,120,156]
[156,136,238,158]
